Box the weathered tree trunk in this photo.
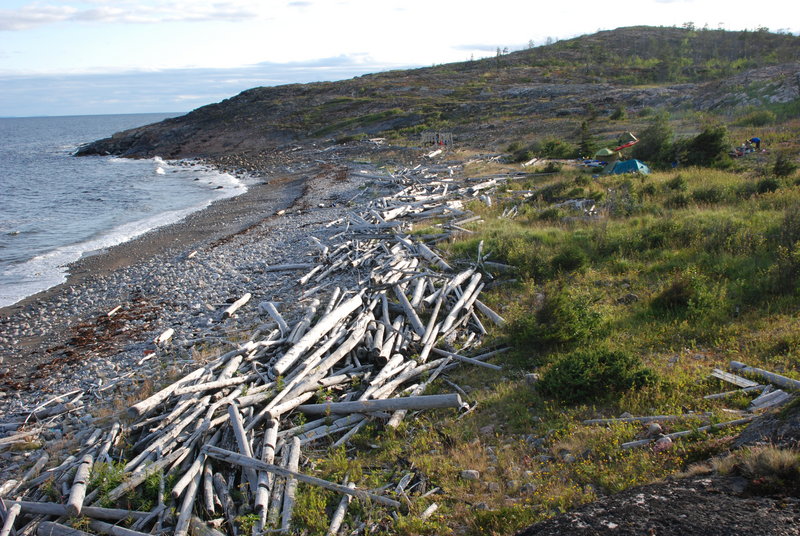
[66,454,93,516]
[298,393,463,416]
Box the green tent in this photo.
[604,159,651,175]
[594,147,616,157]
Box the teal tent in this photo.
[604,159,650,175]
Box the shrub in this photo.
[551,245,589,273]
[540,347,657,404]
[631,112,674,168]
[665,192,690,209]
[610,106,627,120]
[767,241,800,295]
[508,287,607,352]
[665,175,688,191]
[757,177,781,194]
[734,109,776,127]
[773,152,798,178]
[678,125,729,167]
[651,267,720,317]
[691,186,725,204]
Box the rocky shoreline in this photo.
[0,141,407,480]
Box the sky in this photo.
[1,0,798,117]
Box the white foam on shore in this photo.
[0,158,247,308]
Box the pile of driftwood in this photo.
[585,360,798,451]
[0,163,511,535]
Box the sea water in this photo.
[0,113,247,308]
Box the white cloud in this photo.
[0,1,265,30]
[0,4,77,30]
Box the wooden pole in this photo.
[298,393,463,416]
[66,454,93,516]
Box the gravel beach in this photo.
[0,142,406,477]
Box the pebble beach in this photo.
[0,143,402,479]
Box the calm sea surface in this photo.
[0,113,246,308]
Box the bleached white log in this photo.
[393,285,426,337]
[439,273,482,333]
[203,446,401,507]
[730,361,800,391]
[88,519,151,536]
[36,521,91,536]
[416,242,452,271]
[66,454,93,516]
[583,413,711,425]
[212,473,237,535]
[127,353,236,418]
[273,293,363,376]
[173,466,202,536]
[154,328,174,345]
[288,298,320,342]
[256,418,279,529]
[621,416,756,449]
[222,292,251,319]
[96,423,120,463]
[259,301,290,337]
[299,393,462,416]
[1,500,20,536]
[387,358,452,428]
[228,403,259,495]
[172,373,261,396]
[326,481,355,536]
[189,517,226,536]
[474,299,505,326]
[281,437,302,531]
[710,368,760,388]
[431,348,502,371]
[202,463,216,515]
[263,263,315,272]
[297,415,367,445]
[11,502,149,521]
[703,385,764,400]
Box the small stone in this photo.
[653,435,673,452]
[647,422,663,436]
[521,483,538,493]
[475,502,489,510]
[506,480,521,491]
[619,412,633,419]
[479,424,495,435]
[524,373,540,386]
[461,470,480,481]
[486,482,501,492]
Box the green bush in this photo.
[734,109,776,127]
[631,112,674,168]
[692,186,726,204]
[767,241,800,295]
[773,152,798,178]
[508,287,607,352]
[678,125,729,167]
[757,177,781,194]
[540,347,657,404]
[551,245,589,273]
[610,106,627,120]
[651,267,720,317]
[665,175,688,191]
[665,192,690,209]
